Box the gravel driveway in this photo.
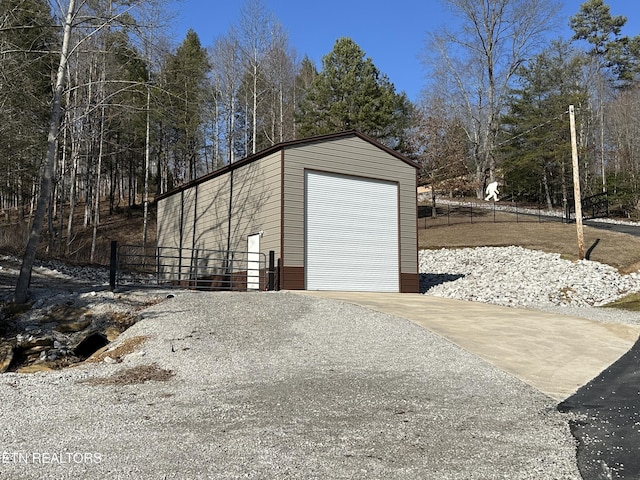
[0,291,580,479]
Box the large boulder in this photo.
[48,305,93,333]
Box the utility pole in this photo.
[569,105,585,260]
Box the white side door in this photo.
[247,233,261,291]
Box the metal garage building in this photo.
[155,130,419,293]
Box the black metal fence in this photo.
[565,192,609,222]
[418,200,567,229]
[109,241,276,292]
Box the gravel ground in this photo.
[0,291,581,479]
[4,246,639,478]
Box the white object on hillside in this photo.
[485,181,499,201]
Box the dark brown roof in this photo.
[155,130,418,201]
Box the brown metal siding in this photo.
[280,266,305,290]
[400,273,420,293]
[282,136,417,279]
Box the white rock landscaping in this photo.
[419,246,640,308]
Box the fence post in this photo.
[109,240,117,291]
[268,250,275,291]
[493,201,496,223]
[156,246,161,285]
[194,248,199,285]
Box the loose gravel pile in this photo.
[420,246,640,309]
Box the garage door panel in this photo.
[305,171,399,292]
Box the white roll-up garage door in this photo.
[305,171,399,292]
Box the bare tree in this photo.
[13,0,167,302]
[14,0,77,304]
[607,85,640,216]
[423,0,561,198]
[408,94,471,214]
[261,23,297,146]
[209,34,244,164]
[570,0,632,192]
[234,0,280,154]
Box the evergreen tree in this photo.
[292,56,317,137]
[162,29,210,183]
[570,0,640,190]
[501,42,588,207]
[569,0,638,85]
[296,37,411,147]
[0,0,56,212]
[104,29,149,211]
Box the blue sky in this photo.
[168,0,640,103]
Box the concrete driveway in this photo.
[296,291,640,401]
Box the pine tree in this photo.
[569,0,634,84]
[162,29,210,183]
[296,37,411,147]
[0,0,56,214]
[570,0,640,190]
[293,56,318,137]
[501,42,588,207]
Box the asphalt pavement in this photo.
[559,336,640,480]
[584,219,640,237]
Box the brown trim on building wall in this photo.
[400,273,420,293]
[281,266,305,290]
[280,149,286,290]
[397,181,402,292]
[414,170,419,285]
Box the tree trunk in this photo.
[542,167,553,210]
[14,0,77,304]
[66,142,79,255]
[143,86,151,247]
[57,99,70,255]
[431,189,437,219]
[561,158,568,219]
[90,104,105,263]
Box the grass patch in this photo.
[419,221,640,273]
[602,293,640,311]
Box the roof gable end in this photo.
[155,130,417,201]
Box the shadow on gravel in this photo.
[419,273,465,294]
[558,336,640,480]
